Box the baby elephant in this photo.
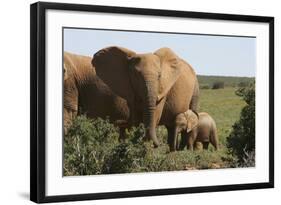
[175,110,218,151]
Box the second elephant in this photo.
[64,52,130,138]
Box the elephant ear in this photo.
[184,110,199,132]
[63,63,69,81]
[92,46,136,101]
[63,52,79,112]
[154,47,182,102]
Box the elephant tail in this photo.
[190,78,199,112]
[210,122,219,150]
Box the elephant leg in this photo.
[187,135,194,151]
[175,134,180,151]
[128,101,136,125]
[187,131,197,151]
[166,126,171,145]
[113,120,129,142]
[118,127,126,142]
[212,141,218,150]
[179,131,188,150]
[210,130,219,150]
[203,142,209,150]
[167,126,177,152]
[126,99,140,129]
[194,141,203,150]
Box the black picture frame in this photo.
[30,1,274,203]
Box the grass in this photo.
[199,87,246,146]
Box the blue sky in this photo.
[64,28,256,77]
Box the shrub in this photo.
[64,115,239,175]
[102,124,148,173]
[200,84,210,89]
[64,116,119,176]
[102,124,175,173]
[240,150,255,167]
[212,81,224,89]
[227,84,255,165]
[238,81,250,88]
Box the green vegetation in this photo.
[227,85,255,167]
[64,116,119,176]
[64,117,236,176]
[64,77,255,176]
[198,75,254,89]
[212,81,225,89]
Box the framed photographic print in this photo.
[30,1,274,203]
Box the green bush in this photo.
[64,116,119,175]
[212,81,225,89]
[238,81,250,88]
[102,124,148,173]
[64,115,238,175]
[227,84,255,165]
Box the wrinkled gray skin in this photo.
[64,52,130,139]
[176,111,219,150]
[92,47,199,151]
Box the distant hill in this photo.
[197,75,255,88]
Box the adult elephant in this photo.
[92,47,199,151]
[63,52,129,137]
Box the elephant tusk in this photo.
[157,95,164,103]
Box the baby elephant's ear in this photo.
[184,110,199,132]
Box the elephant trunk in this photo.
[143,80,160,147]
[144,105,159,147]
